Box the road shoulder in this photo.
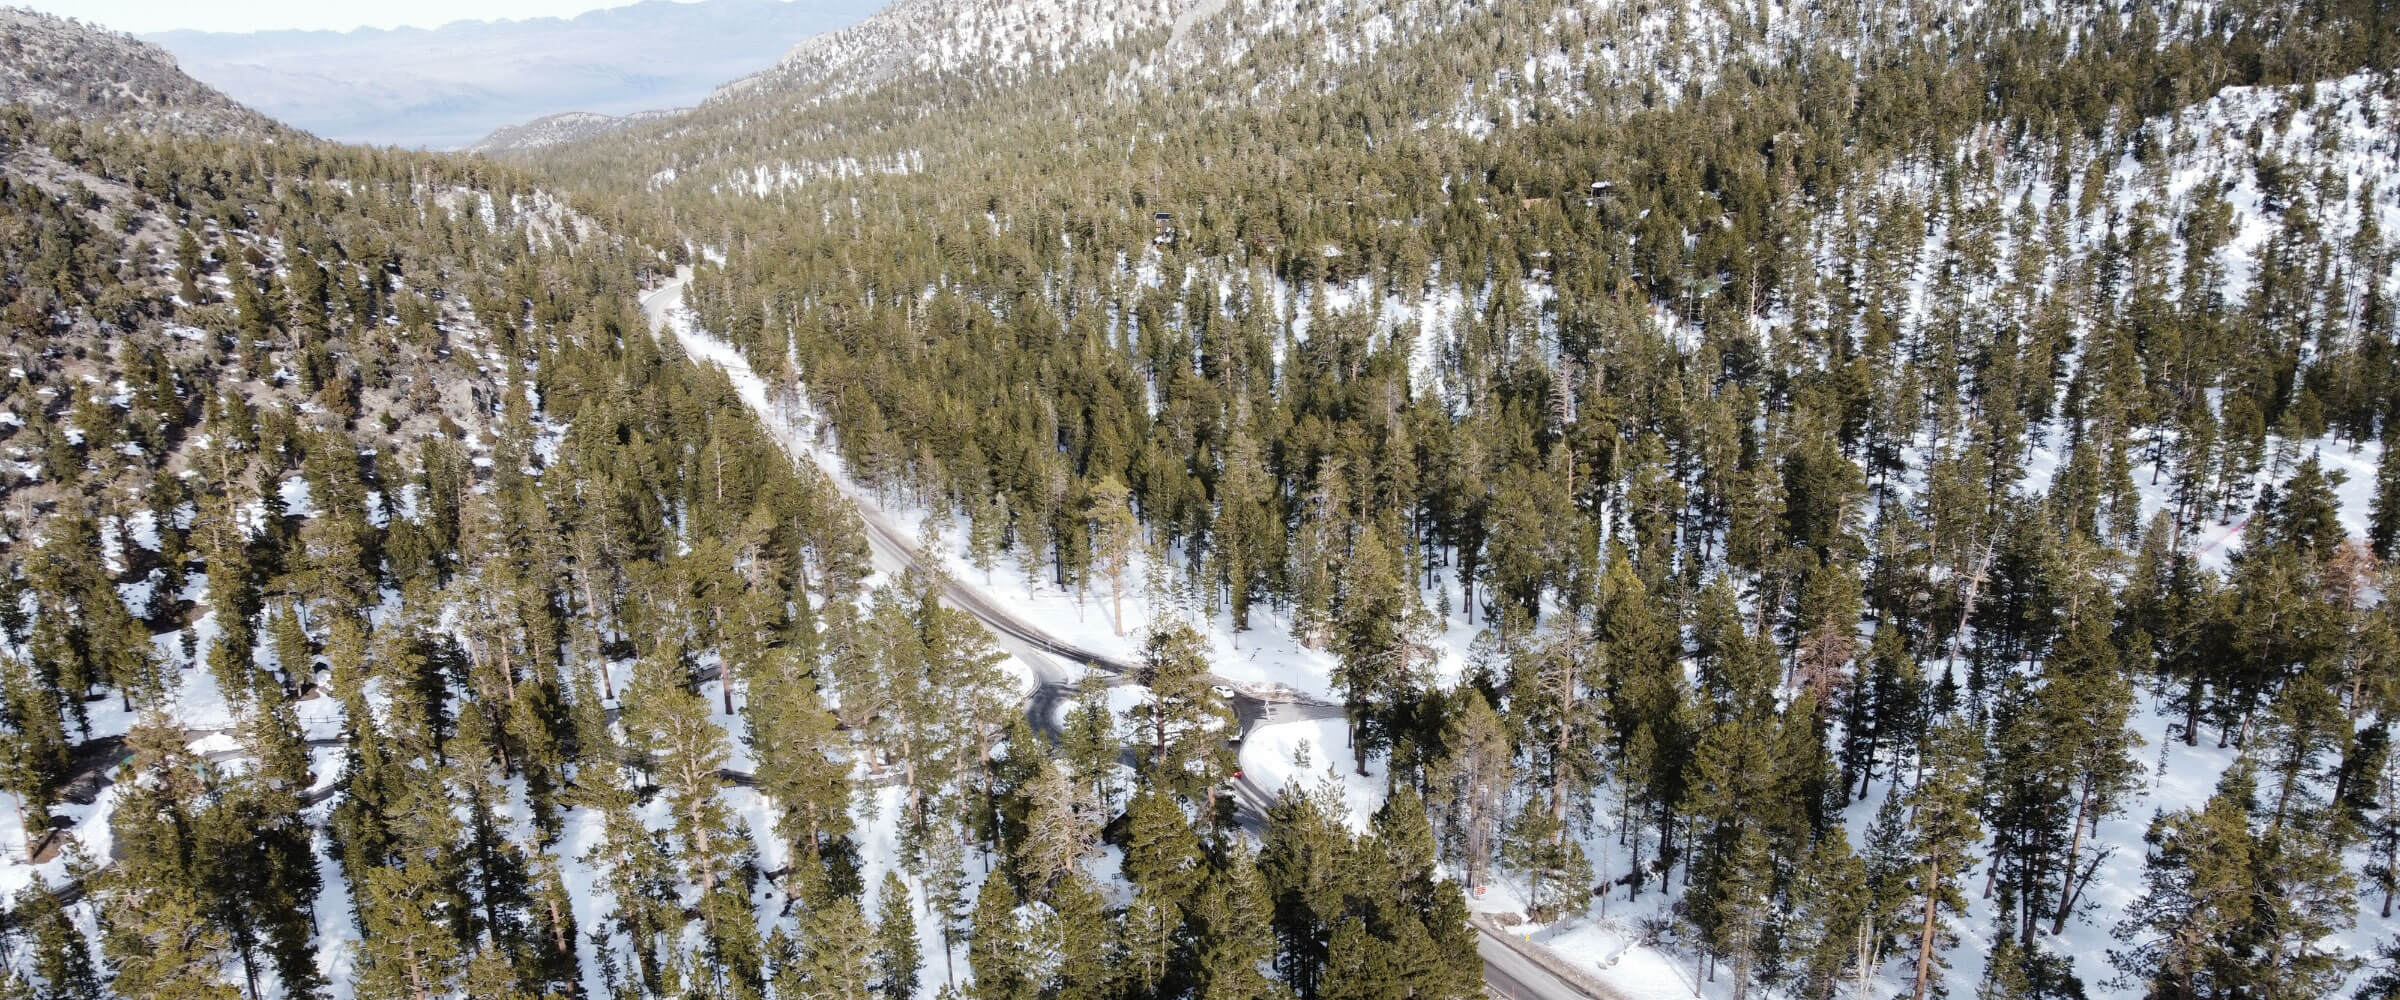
[1471,914,1633,1000]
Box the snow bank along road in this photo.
[639,269,1341,723]
[642,269,1615,1000]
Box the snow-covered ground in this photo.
[1237,674,2396,1000]
[653,269,1381,703]
[657,55,2400,978]
[1238,715,1385,833]
[8,61,2393,1000]
[1155,67,2400,999]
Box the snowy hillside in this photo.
[470,108,684,155]
[617,0,2400,988]
[714,0,1201,108]
[6,1,2400,1000]
[0,8,280,137]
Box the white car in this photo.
[1210,684,1236,700]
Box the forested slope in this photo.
[0,13,917,1000]
[512,0,2400,998]
[0,12,1479,1000]
[5,0,2400,998]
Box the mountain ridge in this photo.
[0,7,283,139]
[468,107,684,154]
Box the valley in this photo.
[0,2,2398,1000]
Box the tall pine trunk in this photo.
[2051,780,2095,935]
[1911,861,1941,1000]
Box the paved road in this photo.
[1473,918,1634,1000]
[1480,936,1556,1000]
[640,269,1090,704]
[641,269,1341,716]
[641,270,1604,1000]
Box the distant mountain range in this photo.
[142,0,888,150]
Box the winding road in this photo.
[641,268,1616,1000]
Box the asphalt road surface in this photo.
[643,269,1609,1000]
[1482,933,1583,1000]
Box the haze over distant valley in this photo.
[143,0,886,148]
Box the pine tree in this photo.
[1682,706,1782,985]
[2114,762,2262,1000]
[1086,476,1141,635]
[1500,798,1590,923]
[2043,606,2144,935]
[746,645,853,865]
[2264,456,2347,561]
[1060,672,1122,811]
[1128,623,1235,803]
[918,819,974,990]
[0,658,69,854]
[1016,755,1099,893]
[1430,687,1510,890]
[1043,872,1113,1000]
[1369,786,1439,903]
[2245,816,2359,1000]
[352,859,468,1000]
[790,893,879,1000]
[1786,830,1870,1000]
[460,946,540,1000]
[527,851,583,995]
[1508,612,1603,873]
[1707,824,1774,1000]
[1905,716,1984,1000]
[1119,879,1184,1000]
[876,871,923,1000]
[1319,917,1397,1000]
[9,883,99,1000]
[967,872,1034,1000]
[907,570,1017,848]
[1331,521,1432,775]
[1261,782,1348,998]
[621,636,762,993]
[99,878,244,1000]
[967,489,1007,585]
[585,775,683,996]
[1844,626,1925,799]
[1216,422,1276,634]
[1188,848,1283,1000]
[2372,425,2400,559]
[1124,785,1206,906]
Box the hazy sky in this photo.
[31,0,685,34]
